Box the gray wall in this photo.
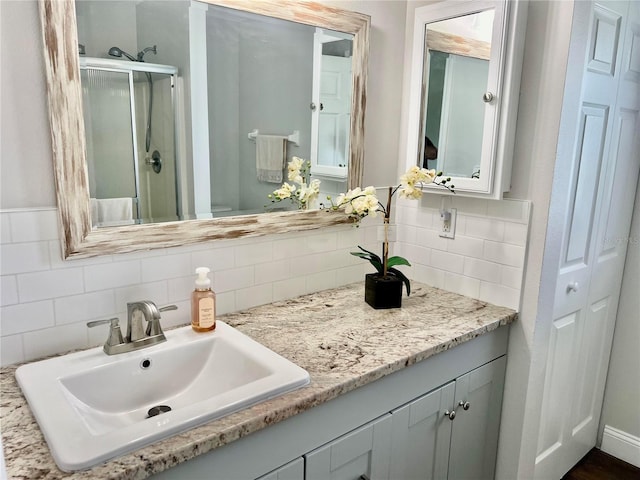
[599,183,640,440]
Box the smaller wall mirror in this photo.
[405,0,527,199]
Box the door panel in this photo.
[389,383,455,480]
[449,356,506,480]
[305,414,392,480]
[535,1,640,478]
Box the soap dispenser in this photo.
[191,267,216,332]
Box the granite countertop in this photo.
[0,282,517,480]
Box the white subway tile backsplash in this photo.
[306,270,337,293]
[1,276,18,306]
[446,235,484,257]
[484,240,526,267]
[395,203,418,226]
[23,323,88,360]
[273,277,307,302]
[463,217,505,242]
[54,291,116,326]
[397,224,417,246]
[335,264,367,286]
[504,222,529,246]
[487,199,530,223]
[167,276,195,303]
[401,244,431,267]
[451,197,489,216]
[416,208,436,229]
[160,300,190,329]
[1,242,50,274]
[445,272,481,299]
[412,265,446,289]
[463,257,502,283]
[415,227,449,251]
[235,242,274,267]
[430,250,464,274]
[1,300,55,335]
[235,284,273,311]
[400,199,530,313]
[0,200,531,365]
[501,265,524,289]
[87,321,111,348]
[17,268,84,302]
[214,266,254,293]
[336,226,365,249]
[274,232,337,260]
[9,209,59,242]
[114,281,169,308]
[1,335,24,365]
[1,213,12,244]
[254,259,292,285]
[141,253,192,282]
[479,281,520,310]
[191,246,236,271]
[84,261,141,292]
[215,291,236,316]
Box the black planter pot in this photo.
[364,273,403,309]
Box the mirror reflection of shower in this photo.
[79,52,180,226]
[108,45,156,154]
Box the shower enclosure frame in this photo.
[79,57,180,224]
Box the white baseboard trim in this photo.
[601,425,640,468]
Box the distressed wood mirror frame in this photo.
[39,0,369,259]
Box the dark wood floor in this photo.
[561,448,640,480]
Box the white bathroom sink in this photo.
[15,321,310,472]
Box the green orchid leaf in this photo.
[351,250,384,274]
[350,252,373,260]
[389,267,411,296]
[357,245,382,264]
[386,256,411,268]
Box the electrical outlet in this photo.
[439,208,457,239]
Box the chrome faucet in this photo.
[87,301,177,355]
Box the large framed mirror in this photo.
[404,0,526,199]
[39,0,369,259]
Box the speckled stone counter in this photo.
[0,282,516,479]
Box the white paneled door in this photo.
[535,1,640,478]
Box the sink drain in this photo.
[147,405,171,418]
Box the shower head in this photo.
[136,45,157,62]
[108,46,137,62]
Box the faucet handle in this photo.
[87,317,125,347]
[145,304,177,337]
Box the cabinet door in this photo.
[256,457,304,480]
[305,414,392,480]
[389,382,455,480]
[448,356,507,480]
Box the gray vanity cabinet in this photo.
[305,414,392,480]
[389,356,507,480]
[389,382,455,479]
[257,458,304,480]
[150,327,509,480]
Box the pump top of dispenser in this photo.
[195,267,211,290]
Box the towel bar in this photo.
[248,129,299,147]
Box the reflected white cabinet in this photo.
[389,356,507,480]
[305,415,392,480]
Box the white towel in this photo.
[91,197,134,227]
[256,135,287,183]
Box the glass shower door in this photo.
[81,68,138,227]
[132,71,178,224]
